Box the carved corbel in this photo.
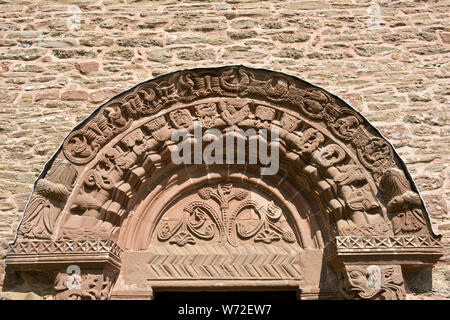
[338,265,405,300]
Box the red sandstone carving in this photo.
[6,66,442,300]
[54,270,115,300]
[379,168,428,235]
[156,183,296,247]
[18,160,77,239]
[338,265,405,300]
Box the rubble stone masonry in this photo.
[0,0,448,299]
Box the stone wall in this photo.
[0,0,448,299]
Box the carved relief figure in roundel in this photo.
[280,113,300,133]
[143,115,172,143]
[103,104,130,131]
[331,114,361,141]
[313,144,346,167]
[169,108,193,130]
[63,101,130,165]
[122,94,142,118]
[254,105,276,129]
[357,137,394,175]
[218,101,250,126]
[264,76,291,100]
[137,85,158,114]
[300,89,329,119]
[298,128,325,154]
[63,131,98,164]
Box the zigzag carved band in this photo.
[142,243,302,280]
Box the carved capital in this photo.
[54,268,116,300]
[338,265,405,300]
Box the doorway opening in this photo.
[154,290,298,302]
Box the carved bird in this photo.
[71,193,102,213]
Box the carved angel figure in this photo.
[379,168,427,235]
[19,160,77,239]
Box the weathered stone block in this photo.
[52,49,97,59]
[61,90,89,101]
[36,39,77,48]
[222,46,267,59]
[228,30,258,40]
[147,49,172,63]
[273,47,304,60]
[354,45,399,57]
[117,38,163,47]
[279,1,329,10]
[272,34,310,43]
[89,89,121,103]
[0,49,47,61]
[230,18,258,29]
[35,90,59,102]
[137,18,169,29]
[104,49,134,61]
[80,38,114,47]
[176,49,216,61]
[76,61,99,75]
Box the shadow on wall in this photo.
[403,268,447,298]
[317,253,339,299]
[1,265,54,300]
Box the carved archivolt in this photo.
[8,66,442,300]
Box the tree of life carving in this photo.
[156,183,296,247]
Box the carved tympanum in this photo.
[156,183,297,247]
